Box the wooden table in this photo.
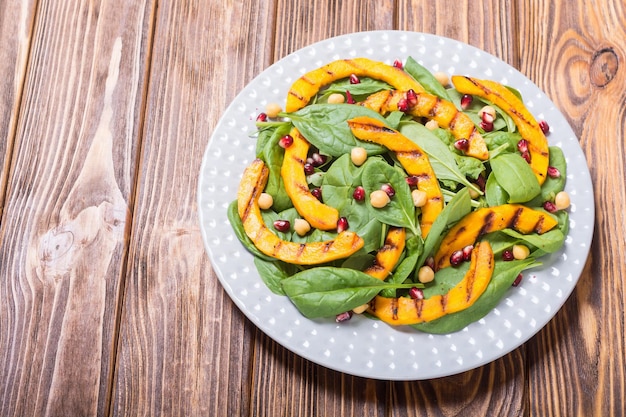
[1,1,623,416]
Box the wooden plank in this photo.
[0,0,37,213]
[0,1,154,416]
[111,1,277,415]
[518,1,626,415]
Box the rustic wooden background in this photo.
[0,0,624,416]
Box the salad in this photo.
[228,56,570,334]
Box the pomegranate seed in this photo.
[335,311,353,322]
[345,90,355,104]
[393,59,403,69]
[311,188,323,201]
[336,217,349,233]
[481,110,495,124]
[311,152,327,166]
[517,139,529,153]
[406,89,418,107]
[454,139,470,151]
[462,245,474,261]
[475,174,486,191]
[349,74,360,84]
[547,166,561,178]
[425,256,435,270]
[521,150,531,163]
[381,183,395,198]
[406,175,419,187]
[450,250,465,266]
[409,287,424,300]
[279,135,294,148]
[502,249,514,261]
[539,120,550,134]
[397,98,409,112]
[353,186,365,201]
[460,94,473,110]
[273,220,290,232]
[256,112,268,122]
[512,273,523,287]
[543,201,557,213]
[304,162,315,175]
[480,120,494,132]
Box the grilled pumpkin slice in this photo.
[347,116,443,237]
[363,227,406,280]
[285,57,425,112]
[434,204,558,270]
[238,158,364,265]
[368,241,495,325]
[281,127,339,230]
[451,75,549,184]
[360,89,489,160]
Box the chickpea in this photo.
[468,187,481,199]
[352,303,369,314]
[370,189,391,208]
[434,71,450,87]
[425,119,439,130]
[411,189,428,207]
[265,102,282,118]
[258,192,273,210]
[512,244,530,260]
[351,147,368,166]
[555,191,571,210]
[293,218,311,236]
[417,265,435,283]
[327,93,345,104]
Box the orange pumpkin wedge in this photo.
[360,89,489,160]
[238,158,364,265]
[285,57,425,112]
[363,227,406,280]
[433,204,558,270]
[451,75,549,184]
[347,116,443,237]
[281,127,339,230]
[368,241,495,325]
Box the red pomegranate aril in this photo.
[517,139,529,153]
[397,98,409,112]
[454,139,470,151]
[409,287,424,300]
[304,162,315,176]
[502,249,514,261]
[256,112,268,122]
[480,120,494,132]
[475,174,486,191]
[336,217,349,233]
[353,186,365,201]
[462,245,474,261]
[349,74,360,84]
[406,175,419,187]
[311,152,327,166]
[450,250,465,266]
[279,134,294,148]
[335,311,353,322]
[273,220,290,232]
[425,256,435,270]
[381,183,395,198]
[393,59,403,69]
[311,188,323,201]
[547,166,561,178]
[481,110,495,124]
[543,201,557,213]
[521,150,531,163]
[539,120,550,134]
[406,89,418,107]
[345,90,355,104]
[460,94,473,110]
[512,273,523,287]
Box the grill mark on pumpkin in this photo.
[507,207,525,230]
[449,110,463,131]
[398,149,424,160]
[391,298,399,321]
[478,211,496,237]
[534,216,546,233]
[429,97,442,118]
[296,243,306,258]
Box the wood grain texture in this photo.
[518,1,626,416]
[111,0,276,415]
[0,1,153,415]
[0,0,37,213]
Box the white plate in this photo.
[197,31,594,380]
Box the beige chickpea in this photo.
[555,191,571,210]
[258,192,273,210]
[411,189,428,207]
[425,119,439,130]
[352,303,369,314]
[327,93,346,104]
[417,265,435,283]
[265,102,282,118]
[293,218,311,236]
[434,71,450,87]
[351,147,368,166]
[512,244,530,260]
[370,190,391,208]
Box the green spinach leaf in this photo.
[403,57,452,101]
[490,153,541,203]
